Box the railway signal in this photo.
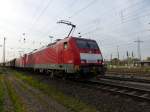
[3,37,6,65]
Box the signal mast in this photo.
[57,20,76,37]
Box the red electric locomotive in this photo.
[14,36,105,78]
[4,21,106,78]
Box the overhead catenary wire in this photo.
[79,11,150,40]
[3,0,150,61]
[29,0,53,32]
[58,1,150,59]
[75,0,146,30]
[80,8,150,35]
[69,0,98,19]
[76,0,150,36]
[39,0,98,38]
[33,1,147,40]
[32,0,80,39]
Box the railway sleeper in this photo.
[140,93,150,97]
[116,89,128,93]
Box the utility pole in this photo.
[131,51,134,59]
[110,53,112,67]
[116,46,120,67]
[134,38,143,61]
[3,37,6,65]
[126,51,129,66]
[110,53,112,61]
[117,45,119,60]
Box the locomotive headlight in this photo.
[81,59,86,63]
[97,60,102,64]
[98,60,105,65]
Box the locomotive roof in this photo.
[26,36,96,55]
[72,37,96,41]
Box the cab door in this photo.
[63,42,68,63]
[58,43,64,64]
[63,41,74,64]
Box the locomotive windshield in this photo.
[76,39,99,49]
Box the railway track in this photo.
[101,75,150,83]
[75,77,150,102]
[9,68,150,102]
[38,73,150,102]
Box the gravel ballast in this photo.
[29,73,150,112]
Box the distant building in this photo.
[138,61,150,67]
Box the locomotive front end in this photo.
[75,38,106,77]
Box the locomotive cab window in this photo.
[76,39,99,49]
[64,42,68,49]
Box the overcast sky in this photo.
[0,0,150,61]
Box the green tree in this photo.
[111,58,120,65]
[146,57,150,61]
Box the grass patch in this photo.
[14,71,97,112]
[0,76,4,112]
[5,79,26,112]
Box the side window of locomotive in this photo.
[64,42,68,49]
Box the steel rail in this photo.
[75,79,150,102]
[100,75,150,84]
